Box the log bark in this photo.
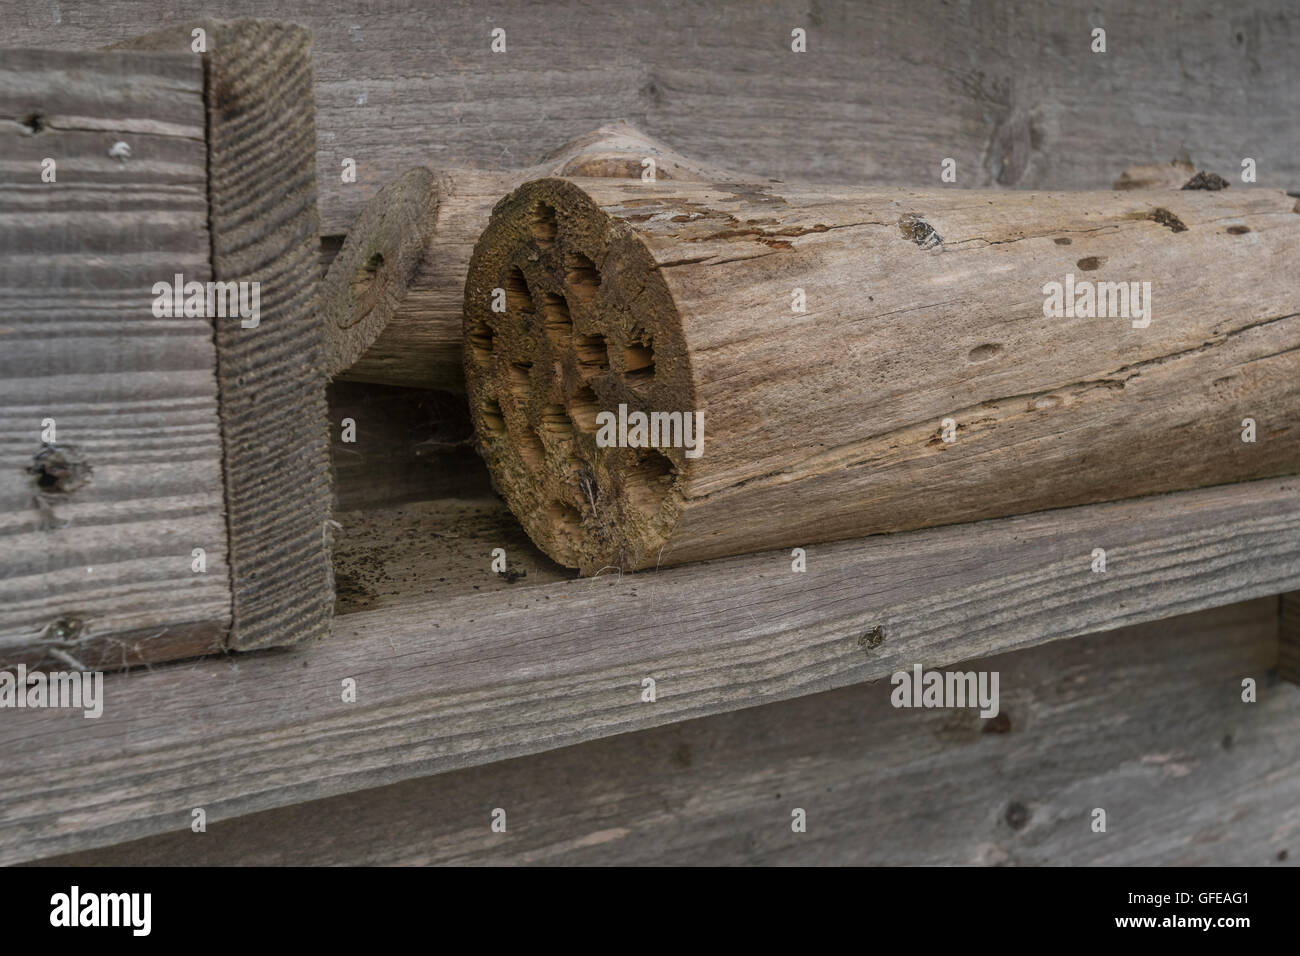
[464,177,1300,573]
[323,124,736,390]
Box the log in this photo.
[464,177,1300,573]
[323,124,736,391]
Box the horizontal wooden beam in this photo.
[6,1,1297,236]
[1,474,1296,864]
[36,599,1295,866]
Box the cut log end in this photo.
[323,166,440,379]
[464,178,695,573]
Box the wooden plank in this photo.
[32,599,1295,866]
[0,49,230,668]
[0,475,1296,864]
[6,0,1296,236]
[119,21,336,651]
[326,381,487,512]
[1281,591,1300,684]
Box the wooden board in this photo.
[1281,591,1300,684]
[118,21,336,651]
[326,381,487,512]
[0,49,230,669]
[1,475,1296,864]
[5,0,1296,236]
[31,598,1296,866]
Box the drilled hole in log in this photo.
[624,449,675,519]
[463,178,694,574]
[575,332,610,377]
[568,385,601,432]
[565,251,601,302]
[352,251,385,298]
[540,404,575,438]
[467,317,494,359]
[508,361,532,400]
[531,202,558,246]
[506,267,535,314]
[516,427,547,471]
[623,332,655,388]
[480,397,505,436]
[1227,225,1251,235]
[21,112,46,134]
[541,292,573,345]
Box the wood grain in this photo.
[0,49,230,669]
[33,599,1296,866]
[7,1,1296,235]
[0,475,1296,865]
[120,21,336,651]
[326,123,736,391]
[466,177,1300,572]
[1281,591,1300,684]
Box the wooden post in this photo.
[322,124,736,391]
[116,20,335,653]
[464,177,1300,574]
[0,22,334,669]
[0,49,229,668]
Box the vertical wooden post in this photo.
[0,21,335,669]
[0,49,230,667]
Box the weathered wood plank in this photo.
[0,475,1296,864]
[0,49,230,668]
[33,599,1295,866]
[1281,591,1300,684]
[5,0,1296,236]
[118,21,336,651]
[326,381,487,512]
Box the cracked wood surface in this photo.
[465,178,1300,571]
[1,475,1297,864]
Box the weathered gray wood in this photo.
[326,381,487,512]
[467,177,1300,572]
[119,21,336,651]
[7,0,1295,235]
[33,599,1295,866]
[1281,591,1300,684]
[0,49,230,669]
[0,475,1296,864]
